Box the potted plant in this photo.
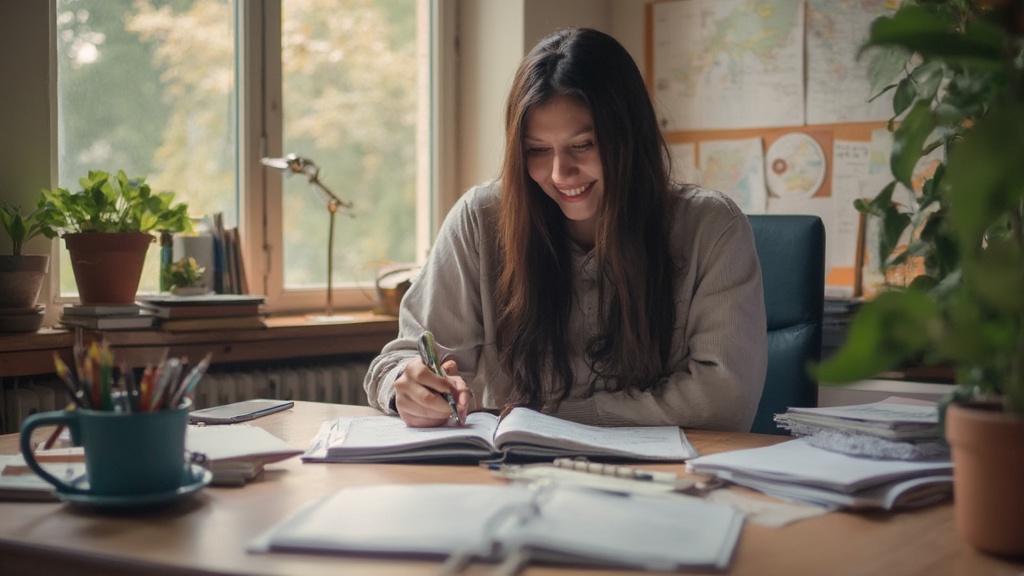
[815,0,1024,555]
[0,201,55,331]
[162,256,208,295]
[35,169,193,305]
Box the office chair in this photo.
[747,215,826,435]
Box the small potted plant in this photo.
[35,169,193,304]
[0,201,55,331]
[162,256,208,295]
[815,0,1024,556]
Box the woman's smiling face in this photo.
[524,95,603,248]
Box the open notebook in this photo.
[249,483,744,572]
[303,407,697,463]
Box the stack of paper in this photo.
[773,398,948,460]
[0,454,85,501]
[686,438,952,510]
[249,483,744,572]
[186,424,302,486]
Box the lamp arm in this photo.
[308,175,353,210]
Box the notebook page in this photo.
[493,408,696,460]
[500,486,743,571]
[251,484,534,557]
[327,412,499,457]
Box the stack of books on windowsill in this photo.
[137,293,268,332]
[59,303,157,331]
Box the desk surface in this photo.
[1,401,1021,576]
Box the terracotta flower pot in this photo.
[0,255,49,309]
[945,401,1024,556]
[64,232,154,305]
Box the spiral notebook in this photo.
[248,483,744,572]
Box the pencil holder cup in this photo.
[19,398,192,497]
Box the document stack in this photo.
[186,424,302,486]
[137,294,267,332]
[688,399,953,511]
[773,398,947,460]
[686,438,953,511]
[59,303,156,331]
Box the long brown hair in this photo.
[496,28,676,410]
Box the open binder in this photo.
[249,483,744,572]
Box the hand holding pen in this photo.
[417,331,462,425]
[392,330,468,427]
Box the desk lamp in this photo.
[261,154,353,319]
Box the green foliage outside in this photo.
[55,0,417,294]
[814,0,1024,415]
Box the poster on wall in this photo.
[652,0,805,131]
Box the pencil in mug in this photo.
[170,353,212,408]
[52,353,88,409]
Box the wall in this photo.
[0,0,56,310]
[454,0,650,196]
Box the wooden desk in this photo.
[1,401,1021,576]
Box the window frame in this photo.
[47,0,452,315]
[243,0,443,314]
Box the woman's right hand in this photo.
[393,358,470,427]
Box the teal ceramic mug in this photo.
[19,399,191,496]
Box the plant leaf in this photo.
[891,101,934,188]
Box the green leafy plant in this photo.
[0,201,55,256]
[161,256,206,290]
[815,0,1024,415]
[35,170,193,236]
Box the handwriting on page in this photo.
[339,413,496,449]
[498,409,688,459]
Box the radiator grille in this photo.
[194,361,371,409]
[0,361,371,433]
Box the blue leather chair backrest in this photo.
[747,215,826,435]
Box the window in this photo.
[54,0,429,313]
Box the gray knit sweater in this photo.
[364,180,767,432]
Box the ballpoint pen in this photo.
[418,331,461,423]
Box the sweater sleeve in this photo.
[363,185,494,413]
[549,194,767,432]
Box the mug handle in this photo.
[19,411,85,494]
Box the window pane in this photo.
[281,0,417,289]
[56,0,237,296]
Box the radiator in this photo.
[192,361,371,410]
[0,361,371,433]
[2,379,65,434]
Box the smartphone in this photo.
[188,399,294,425]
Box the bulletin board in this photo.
[643,0,897,296]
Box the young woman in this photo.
[364,27,766,432]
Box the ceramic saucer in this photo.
[55,464,212,510]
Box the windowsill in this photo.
[0,312,399,378]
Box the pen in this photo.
[418,331,460,423]
[52,354,88,409]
